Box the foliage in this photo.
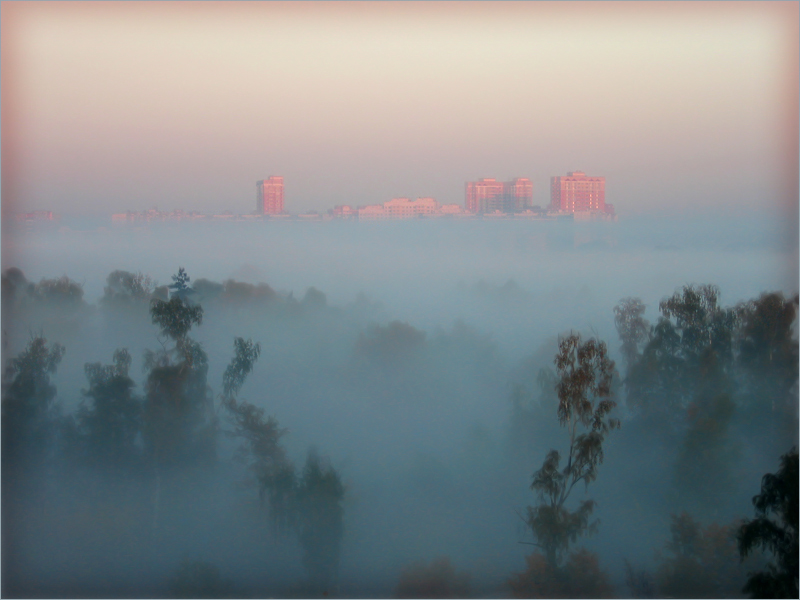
[1,336,65,464]
[354,320,427,363]
[33,275,86,307]
[302,286,327,309]
[508,549,614,598]
[219,337,294,533]
[191,278,224,303]
[735,293,799,422]
[395,556,471,599]
[101,270,155,309]
[150,297,203,341]
[1,267,33,311]
[673,392,737,506]
[143,270,214,469]
[524,333,618,566]
[225,394,292,531]
[220,338,345,593]
[192,277,278,308]
[295,449,345,593]
[142,346,214,468]
[655,512,748,598]
[737,293,799,379]
[168,560,235,599]
[168,267,193,299]
[737,448,798,598]
[614,297,650,371]
[76,348,142,470]
[222,337,261,399]
[626,284,737,417]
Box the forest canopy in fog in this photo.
[2,259,797,598]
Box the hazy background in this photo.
[2,1,798,220]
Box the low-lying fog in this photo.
[2,215,797,598]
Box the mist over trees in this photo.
[1,261,797,598]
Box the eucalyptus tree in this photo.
[523,333,619,568]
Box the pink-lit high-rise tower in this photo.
[549,171,605,213]
[256,176,284,214]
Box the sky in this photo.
[1,1,798,217]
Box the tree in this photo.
[295,449,345,594]
[626,284,737,418]
[655,512,748,598]
[142,269,215,542]
[508,547,614,598]
[101,270,155,310]
[737,448,798,598]
[1,267,33,313]
[1,336,65,469]
[623,285,742,510]
[522,333,618,567]
[168,267,193,301]
[673,391,737,509]
[613,297,650,372]
[76,348,142,471]
[735,293,799,429]
[149,296,203,342]
[33,275,85,307]
[220,337,294,535]
[354,320,427,364]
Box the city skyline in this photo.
[2,2,797,221]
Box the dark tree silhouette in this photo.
[76,348,142,471]
[149,297,203,342]
[738,448,798,599]
[1,267,32,313]
[1,336,65,468]
[522,333,618,567]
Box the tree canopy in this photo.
[738,448,799,598]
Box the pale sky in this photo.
[2,1,797,216]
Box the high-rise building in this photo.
[465,178,533,213]
[505,178,534,212]
[550,171,605,213]
[256,176,284,214]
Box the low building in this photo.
[331,205,357,219]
